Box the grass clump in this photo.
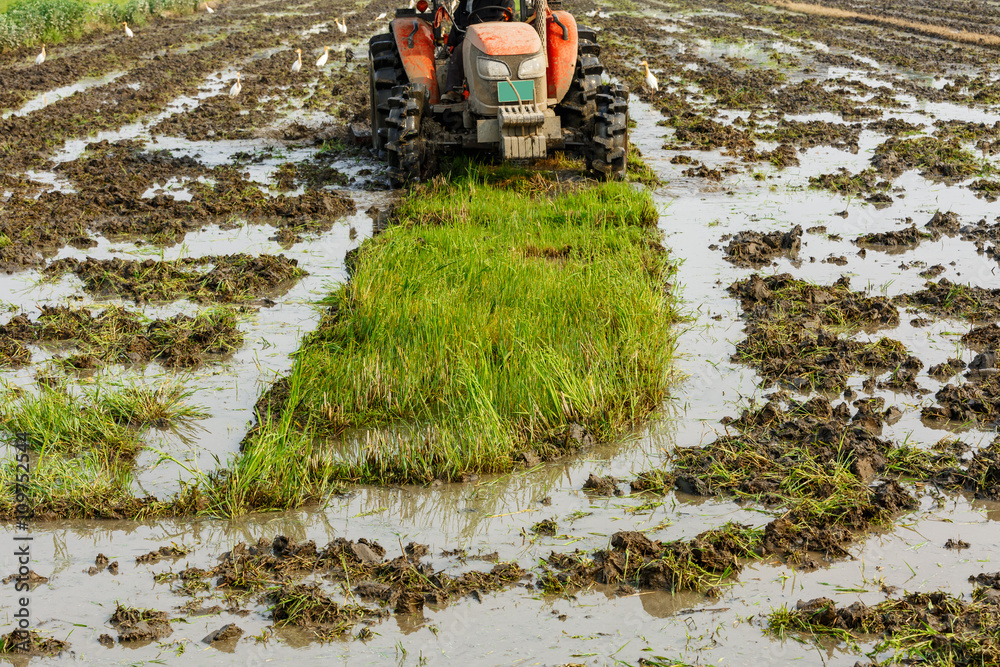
[44,254,305,303]
[872,136,991,181]
[808,167,887,196]
[1,305,243,368]
[0,379,207,519]
[540,524,762,597]
[767,591,1000,666]
[216,163,677,513]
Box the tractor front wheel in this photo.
[588,83,628,181]
[386,83,436,186]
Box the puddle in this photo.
[1,71,128,120]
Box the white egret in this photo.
[315,46,330,68]
[639,60,658,92]
[206,4,215,12]
[291,48,302,73]
[123,22,134,38]
[336,17,347,33]
[35,44,46,65]
[375,12,387,20]
[230,72,242,97]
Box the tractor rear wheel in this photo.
[588,83,628,180]
[556,26,603,132]
[368,32,406,159]
[386,83,435,186]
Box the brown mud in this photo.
[722,225,802,267]
[0,630,69,656]
[44,254,305,303]
[729,274,916,392]
[170,535,529,637]
[776,591,1000,665]
[0,305,243,368]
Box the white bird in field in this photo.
[229,72,242,97]
[35,44,46,65]
[375,12,387,20]
[291,48,302,73]
[206,4,215,12]
[315,46,330,68]
[123,22,134,38]
[336,17,347,33]
[408,0,414,9]
[585,7,599,17]
[639,60,658,92]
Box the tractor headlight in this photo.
[517,54,546,79]
[477,58,511,80]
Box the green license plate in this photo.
[498,80,534,103]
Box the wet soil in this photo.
[894,279,1000,322]
[44,254,305,303]
[729,273,916,392]
[0,630,69,656]
[722,225,802,267]
[778,591,1000,665]
[173,535,529,637]
[0,305,244,368]
[109,604,173,643]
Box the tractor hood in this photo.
[467,22,541,56]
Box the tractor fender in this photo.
[391,17,439,104]
[546,11,578,103]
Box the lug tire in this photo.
[386,83,435,186]
[589,83,628,180]
[368,32,407,159]
[557,26,603,131]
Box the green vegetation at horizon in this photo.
[0,0,195,50]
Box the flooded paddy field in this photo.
[2,0,1000,664]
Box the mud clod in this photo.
[136,545,189,563]
[110,604,172,642]
[772,592,1000,665]
[856,225,930,250]
[531,519,558,536]
[45,255,306,303]
[543,525,760,596]
[202,623,244,645]
[0,630,69,656]
[722,226,802,267]
[582,473,623,496]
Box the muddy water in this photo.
[4,4,1000,665]
[4,92,999,665]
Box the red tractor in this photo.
[368,0,628,185]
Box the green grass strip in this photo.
[213,163,678,513]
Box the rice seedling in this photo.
[218,161,677,513]
[0,378,207,519]
[93,380,208,427]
